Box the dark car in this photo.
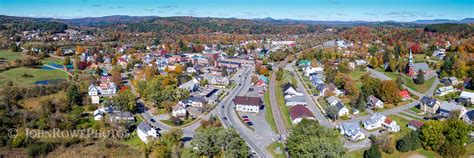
[241,115,249,118]
[221,105,224,108]
[222,117,227,120]
[246,122,254,126]
[150,119,156,122]
[248,88,254,91]
[239,83,242,86]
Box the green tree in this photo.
[200,79,208,87]
[286,119,344,157]
[191,127,248,157]
[222,66,228,77]
[63,56,71,66]
[415,69,425,85]
[396,130,421,152]
[66,84,82,106]
[112,89,137,113]
[419,120,446,151]
[379,80,401,104]
[364,144,381,158]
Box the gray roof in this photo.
[365,113,384,125]
[285,96,307,103]
[439,101,464,112]
[341,122,361,136]
[336,102,345,111]
[326,96,340,104]
[412,63,430,72]
[421,96,438,107]
[137,122,152,132]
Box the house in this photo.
[355,59,367,66]
[88,84,100,96]
[441,77,460,86]
[255,79,266,87]
[91,95,100,104]
[137,122,159,144]
[420,96,440,114]
[459,91,474,104]
[435,86,455,96]
[285,96,307,106]
[172,104,187,118]
[186,67,197,74]
[282,83,303,98]
[336,102,350,117]
[92,106,113,120]
[407,120,424,130]
[205,75,229,87]
[298,60,311,67]
[179,79,199,92]
[110,111,135,122]
[367,95,384,109]
[438,101,467,118]
[326,96,342,106]
[289,105,315,124]
[382,117,400,132]
[339,122,365,141]
[363,113,386,130]
[180,96,206,108]
[462,110,474,124]
[400,90,410,101]
[93,110,105,120]
[234,96,261,113]
[303,66,324,76]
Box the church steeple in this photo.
[408,49,413,67]
[406,49,415,77]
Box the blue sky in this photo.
[0,0,473,21]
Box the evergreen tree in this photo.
[415,69,425,84]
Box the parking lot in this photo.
[236,84,275,136]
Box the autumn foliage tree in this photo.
[379,80,401,104]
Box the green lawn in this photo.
[276,80,292,128]
[264,87,278,133]
[375,68,436,93]
[267,141,287,158]
[397,112,425,122]
[117,131,146,150]
[42,57,63,65]
[349,70,367,89]
[0,67,69,86]
[0,50,23,61]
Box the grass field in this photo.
[267,141,287,158]
[264,87,278,133]
[0,67,69,86]
[42,57,63,65]
[0,50,23,61]
[20,92,64,110]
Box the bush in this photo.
[27,142,55,156]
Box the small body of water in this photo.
[34,79,67,85]
[40,64,73,70]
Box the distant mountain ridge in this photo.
[0,15,473,28]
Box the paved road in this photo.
[286,62,334,128]
[219,66,275,158]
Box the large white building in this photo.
[234,96,261,113]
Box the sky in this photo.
[0,0,473,21]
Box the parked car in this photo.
[241,115,249,118]
[242,118,250,122]
[223,117,227,120]
[246,122,254,126]
[150,119,156,123]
